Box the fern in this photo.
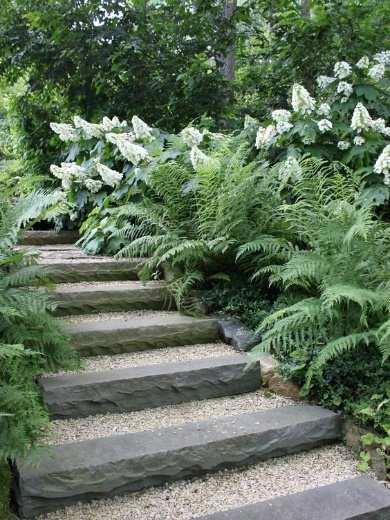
[0,195,79,462]
[249,159,390,393]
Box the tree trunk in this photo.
[220,0,237,81]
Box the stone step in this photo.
[63,311,220,356]
[15,405,342,518]
[40,354,261,419]
[41,257,142,283]
[198,476,390,520]
[20,230,79,246]
[52,281,171,316]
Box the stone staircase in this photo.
[13,232,390,519]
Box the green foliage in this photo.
[0,194,79,463]
[0,0,232,176]
[234,0,390,119]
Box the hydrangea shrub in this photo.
[254,51,390,200]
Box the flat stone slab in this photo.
[52,281,171,315]
[40,258,142,282]
[40,354,260,419]
[65,312,220,356]
[20,230,78,245]
[198,477,390,520]
[15,405,342,518]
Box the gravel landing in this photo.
[38,445,362,520]
[44,390,293,446]
[55,280,165,292]
[61,310,178,324]
[79,342,234,373]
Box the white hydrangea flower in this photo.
[336,81,353,102]
[337,141,350,150]
[317,103,331,116]
[73,116,103,139]
[374,144,390,185]
[383,127,390,137]
[276,121,293,134]
[244,115,259,128]
[181,126,204,147]
[255,125,277,149]
[279,156,302,181]
[50,123,79,142]
[50,162,86,190]
[371,118,386,133]
[85,178,103,193]
[131,115,153,141]
[100,116,127,132]
[190,146,211,171]
[351,103,372,133]
[334,61,352,79]
[368,63,385,81]
[302,135,316,145]
[317,119,333,133]
[96,163,123,187]
[271,109,292,123]
[316,76,336,90]
[374,51,390,65]
[356,56,370,69]
[354,136,365,146]
[106,133,149,165]
[291,84,315,114]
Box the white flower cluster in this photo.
[368,63,385,82]
[316,76,336,90]
[271,110,291,123]
[106,133,149,165]
[132,115,153,141]
[334,61,352,79]
[255,125,276,149]
[317,103,331,116]
[373,51,390,65]
[50,123,79,142]
[351,103,372,133]
[181,126,204,147]
[317,119,333,133]
[291,84,315,115]
[336,81,353,103]
[96,163,123,187]
[100,116,127,132]
[374,145,390,185]
[85,178,103,193]
[356,56,370,69]
[74,116,103,139]
[337,141,350,150]
[190,146,211,171]
[354,136,365,146]
[50,162,87,190]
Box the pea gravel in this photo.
[44,390,293,446]
[37,445,362,520]
[61,310,178,324]
[80,342,235,373]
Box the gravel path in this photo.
[55,280,165,291]
[61,310,178,324]
[38,445,362,520]
[44,390,293,446]
[79,342,235,373]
